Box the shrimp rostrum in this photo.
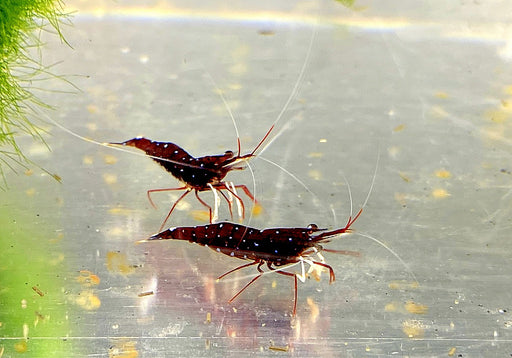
[139,209,363,316]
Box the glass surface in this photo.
[2,1,512,356]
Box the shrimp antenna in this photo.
[272,24,317,130]
[244,160,258,227]
[256,23,318,156]
[201,68,242,157]
[336,148,417,284]
[257,156,316,197]
[354,231,418,285]
[38,108,217,172]
[339,147,381,222]
[362,147,381,209]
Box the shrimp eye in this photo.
[224,150,234,158]
[307,224,318,231]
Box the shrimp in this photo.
[139,210,362,316]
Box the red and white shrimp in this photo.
[47,28,317,230]
[139,211,362,316]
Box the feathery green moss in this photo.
[0,0,68,188]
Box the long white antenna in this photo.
[201,68,242,156]
[256,24,318,156]
[354,231,418,284]
[38,109,214,171]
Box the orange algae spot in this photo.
[434,91,449,99]
[106,251,134,275]
[485,109,509,123]
[109,340,139,358]
[307,152,324,158]
[393,124,406,132]
[109,226,126,236]
[435,169,452,178]
[306,297,319,322]
[82,155,94,165]
[24,169,33,176]
[49,232,65,244]
[108,206,131,216]
[76,290,101,310]
[77,270,101,286]
[87,104,99,114]
[25,188,36,196]
[398,172,410,182]
[228,83,242,90]
[432,188,450,199]
[388,280,419,290]
[385,302,398,312]
[189,210,210,222]
[405,301,428,314]
[402,320,425,338]
[103,154,118,164]
[251,203,263,216]
[14,341,27,353]
[103,173,118,185]
[448,347,457,356]
[308,169,322,180]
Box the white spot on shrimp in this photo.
[219,224,223,228]
[276,230,280,234]
[288,237,293,241]
[230,252,234,257]
[174,150,178,154]
[163,144,168,148]
[216,248,220,252]
[254,242,259,247]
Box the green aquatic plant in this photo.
[0,0,69,188]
